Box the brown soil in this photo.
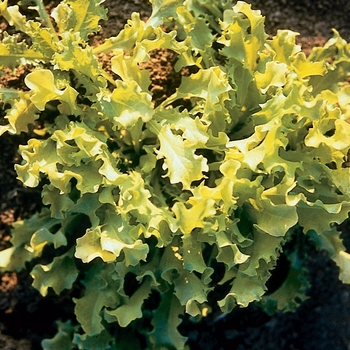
[1,1,350,349]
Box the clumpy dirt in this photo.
[250,0,350,39]
[248,0,350,56]
[1,0,350,349]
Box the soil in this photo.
[1,0,350,349]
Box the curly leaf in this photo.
[218,270,267,312]
[174,269,212,316]
[215,231,250,269]
[99,80,154,129]
[166,67,231,116]
[75,227,116,263]
[266,30,300,66]
[72,330,115,350]
[53,32,103,84]
[100,210,149,267]
[254,61,287,93]
[291,52,327,79]
[31,248,79,296]
[111,52,151,91]
[73,263,120,336]
[42,320,76,350]
[262,264,309,314]
[148,0,183,27]
[0,36,43,69]
[333,251,350,284]
[25,21,57,56]
[246,198,298,237]
[25,69,79,113]
[0,209,58,271]
[149,289,187,350]
[29,225,67,258]
[0,91,40,135]
[51,0,107,40]
[105,277,152,327]
[219,2,266,70]
[0,1,27,31]
[149,120,209,189]
[172,197,216,234]
[239,227,284,277]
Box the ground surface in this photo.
[1,0,350,349]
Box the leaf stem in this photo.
[34,0,59,42]
[0,88,21,97]
[92,37,121,55]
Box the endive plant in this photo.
[0,0,350,348]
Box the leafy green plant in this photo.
[1,0,350,348]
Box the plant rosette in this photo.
[1,0,350,349]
